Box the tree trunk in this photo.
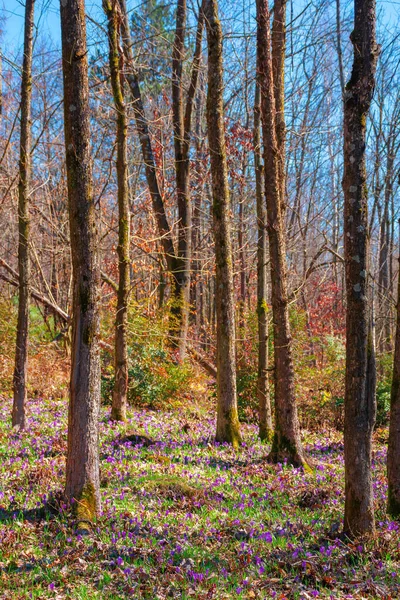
[171,0,204,357]
[254,82,273,442]
[12,0,35,429]
[271,0,286,214]
[387,242,400,518]
[378,145,394,352]
[118,0,203,360]
[103,0,130,422]
[342,0,379,537]
[170,0,190,358]
[335,0,346,97]
[257,0,309,467]
[60,0,101,529]
[205,0,241,448]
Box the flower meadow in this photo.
[0,395,398,599]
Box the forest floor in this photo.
[0,390,398,600]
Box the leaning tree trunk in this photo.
[205,0,241,448]
[60,0,101,528]
[387,245,400,518]
[254,82,273,442]
[103,0,130,421]
[12,0,35,429]
[256,0,309,467]
[342,0,379,536]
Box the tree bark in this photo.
[170,0,204,357]
[12,0,35,429]
[254,82,273,442]
[271,0,286,214]
[378,144,394,352]
[387,236,400,518]
[60,0,101,528]
[170,0,190,357]
[342,0,379,536]
[118,0,203,360]
[336,0,346,98]
[205,0,241,448]
[257,0,309,467]
[103,0,130,422]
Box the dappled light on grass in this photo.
[0,396,398,599]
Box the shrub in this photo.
[128,343,194,408]
[236,366,259,423]
[376,379,391,427]
[101,301,196,409]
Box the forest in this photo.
[0,0,399,597]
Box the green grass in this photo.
[0,395,398,599]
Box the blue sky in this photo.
[2,0,61,51]
[2,0,400,57]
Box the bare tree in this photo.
[103,0,130,421]
[271,0,286,213]
[254,82,273,441]
[60,0,101,528]
[342,0,379,536]
[257,0,309,467]
[170,0,204,357]
[117,0,203,360]
[12,0,35,429]
[387,232,400,518]
[205,0,241,447]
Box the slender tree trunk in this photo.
[117,0,177,331]
[172,0,204,357]
[12,0,35,429]
[238,195,246,346]
[387,237,400,518]
[103,0,130,421]
[237,44,250,348]
[118,0,203,359]
[257,0,309,467]
[378,146,394,352]
[60,0,101,528]
[336,0,346,97]
[205,0,241,448]
[170,0,190,358]
[254,82,273,442]
[271,0,286,214]
[342,0,379,537]
[191,86,205,332]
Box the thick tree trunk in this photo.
[60,0,101,528]
[12,0,35,429]
[254,82,273,442]
[205,0,241,448]
[257,0,308,467]
[387,248,400,518]
[103,0,130,422]
[342,0,379,536]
